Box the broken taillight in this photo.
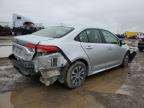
[26,44,60,52]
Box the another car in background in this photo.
[138,33,144,51]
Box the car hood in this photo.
[13,34,56,45]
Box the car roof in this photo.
[71,25,101,30]
[45,25,101,31]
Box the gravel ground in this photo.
[0,43,144,108]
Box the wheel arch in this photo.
[126,50,130,56]
[71,58,90,76]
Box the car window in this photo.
[79,31,89,42]
[86,29,101,43]
[101,30,119,44]
[86,29,102,43]
[75,29,102,43]
[33,26,74,38]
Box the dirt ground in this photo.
[0,51,144,108]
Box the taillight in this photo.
[26,44,60,52]
[26,44,35,49]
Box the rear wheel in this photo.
[65,61,87,88]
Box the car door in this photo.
[79,29,112,74]
[100,29,125,68]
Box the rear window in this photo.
[33,26,74,38]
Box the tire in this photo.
[65,61,87,88]
[121,52,129,67]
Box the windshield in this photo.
[33,26,74,38]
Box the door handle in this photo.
[85,46,93,49]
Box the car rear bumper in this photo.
[9,52,68,86]
[9,54,37,76]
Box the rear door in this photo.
[79,29,111,73]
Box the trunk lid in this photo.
[12,34,56,61]
[13,34,55,46]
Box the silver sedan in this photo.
[9,26,134,88]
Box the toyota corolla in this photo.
[9,26,136,88]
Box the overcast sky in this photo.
[0,0,144,33]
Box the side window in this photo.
[101,30,118,44]
[75,29,102,43]
[86,29,102,43]
[79,31,89,42]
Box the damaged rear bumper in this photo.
[9,54,36,76]
[9,52,68,86]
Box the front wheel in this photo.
[65,61,87,88]
[121,52,129,67]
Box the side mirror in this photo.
[119,40,122,46]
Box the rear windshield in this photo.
[33,26,74,38]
